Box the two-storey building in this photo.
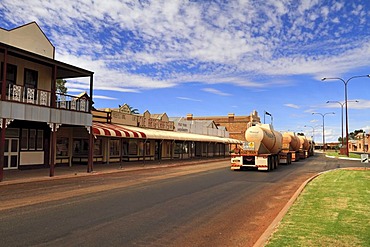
[0,22,94,181]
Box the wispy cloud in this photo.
[202,88,231,96]
[177,97,202,102]
[93,95,118,100]
[284,103,300,109]
[1,0,369,92]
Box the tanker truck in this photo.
[280,132,300,164]
[231,123,282,171]
[307,137,315,156]
[297,134,310,159]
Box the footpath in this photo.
[0,157,228,186]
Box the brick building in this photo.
[185,110,260,142]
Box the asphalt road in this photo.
[0,154,362,247]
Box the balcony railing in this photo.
[1,83,89,113]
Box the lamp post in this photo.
[304,125,315,140]
[312,112,335,151]
[264,111,273,125]
[304,124,322,142]
[322,75,370,156]
[326,100,359,148]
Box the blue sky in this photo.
[1,0,370,142]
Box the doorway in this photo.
[4,138,19,169]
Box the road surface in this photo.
[0,154,361,247]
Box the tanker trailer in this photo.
[280,132,300,164]
[307,137,315,156]
[297,134,309,159]
[231,123,282,171]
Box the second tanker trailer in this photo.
[280,131,301,164]
[231,123,282,171]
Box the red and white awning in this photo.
[92,122,242,144]
[92,122,146,139]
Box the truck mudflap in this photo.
[255,156,269,171]
[279,152,292,165]
[231,156,242,170]
[256,154,279,171]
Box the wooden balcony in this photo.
[1,83,89,113]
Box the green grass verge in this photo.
[266,170,370,247]
[325,152,362,159]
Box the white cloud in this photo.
[0,0,368,92]
[202,88,231,96]
[284,103,300,109]
[93,95,118,100]
[177,97,202,102]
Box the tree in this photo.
[56,79,67,94]
[338,129,364,142]
[349,129,364,140]
[128,105,139,114]
[118,103,139,114]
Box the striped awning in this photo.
[119,125,243,144]
[92,122,147,139]
[92,122,242,144]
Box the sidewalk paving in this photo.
[1,157,229,186]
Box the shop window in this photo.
[122,140,129,156]
[129,140,138,155]
[94,139,102,156]
[73,139,89,155]
[37,130,43,150]
[183,142,189,154]
[110,139,120,156]
[29,129,36,150]
[21,128,44,151]
[57,137,69,157]
[145,141,151,156]
[138,141,144,156]
[174,142,182,154]
[21,129,28,150]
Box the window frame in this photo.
[109,139,120,157]
[20,128,44,151]
[24,68,38,89]
[1,63,17,95]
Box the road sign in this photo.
[361,154,368,163]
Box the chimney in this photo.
[228,113,235,122]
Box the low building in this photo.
[348,133,369,153]
[86,109,241,164]
[170,117,229,138]
[184,110,260,141]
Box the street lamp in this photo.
[312,112,335,151]
[304,124,322,142]
[326,100,359,148]
[264,111,273,125]
[322,75,370,156]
